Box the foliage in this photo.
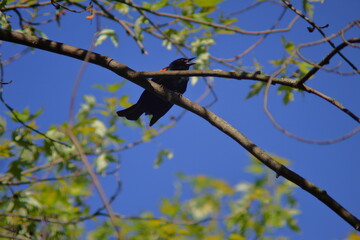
[0,87,300,238]
[0,83,170,238]
[106,159,300,240]
[0,58,304,239]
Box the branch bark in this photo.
[298,38,360,84]
[0,28,359,231]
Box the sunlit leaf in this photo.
[229,233,245,240]
[347,232,360,240]
[119,95,132,108]
[143,0,168,10]
[194,0,223,7]
[160,198,179,217]
[281,36,295,53]
[83,95,96,106]
[277,85,295,105]
[219,17,237,26]
[8,107,43,122]
[91,120,106,137]
[96,153,108,172]
[302,0,315,18]
[245,82,265,100]
[0,116,7,136]
[142,128,157,142]
[95,29,119,47]
[154,148,173,168]
[0,142,14,157]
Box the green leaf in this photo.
[83,95,96,106]
[297,61,313,78]
[0,12,12,30]
[9,107,43,122]
[143,0,168,10]
[0,0,8,9]
[114,2,129,14]
[253,58,263,71]
[190,76,199,86]
[96,153,108,173]
[134,16,146,41]
[245,82,265,100]
[0,142,14,157]
[108,134,125,143]
[94,82,125,93]
[8,160,23,180]
[160,198,179,217]
[108,82,125,93]
[119,95,132,108]
[246,163,263,174]
[219,17,237,26]
[277,85,294,105]
[0,116,6,136]
[95,29,119,47]
[302,0,315,18]
[194,0,223,7]
[270,154,291,166]
[281,36,295,53]
[95,34,107,47]
[91,120,106,137]
[229,234,245,240]
[287,217,301,232]
[92,84,106,91]
[154,149,173,168]
[142,128,157,142]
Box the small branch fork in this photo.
[0,28,359,231]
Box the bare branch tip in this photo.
[0,80,13,85]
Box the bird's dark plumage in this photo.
[117,58,195,126]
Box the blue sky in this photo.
[1,0,360,239]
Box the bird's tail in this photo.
[117,104,143,121]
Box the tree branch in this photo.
[281,0,359,73]
[119,0,299,35]
[298,38,360,84]
[0,29,359,231]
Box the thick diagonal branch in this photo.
[0,29,359,231]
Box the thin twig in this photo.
[66,129,122,238]
[303,85,360,123]
[68,25,98,125]
[1,48,31,66]
[0,233,31,240]
[212,9,296,62]
[89,0,148,54]
[281,0,359,75]
[119,0,299,35]
[2,1,52,11]
[65,21,122,238]
[50,0,84,13]
[0,171,86,186]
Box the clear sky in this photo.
[1,0,359,239]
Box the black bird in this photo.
[116,57,196,126]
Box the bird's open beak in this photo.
[186,57,196,66]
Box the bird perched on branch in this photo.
[116,57,196,126]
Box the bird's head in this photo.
[162,57,196,71]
